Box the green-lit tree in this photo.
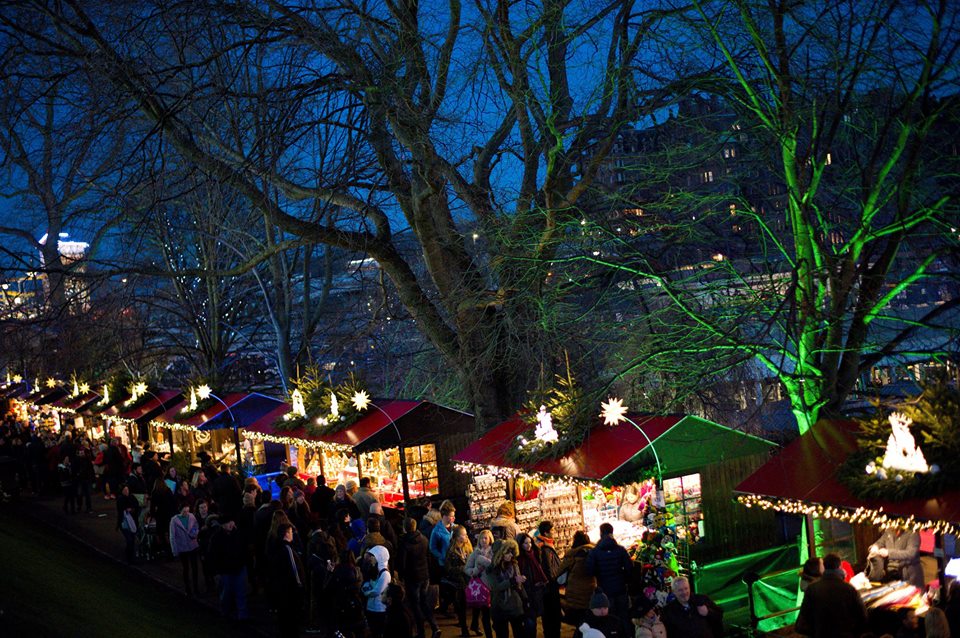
[579,0,960,434]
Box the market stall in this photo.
[243,399,475,505]
[79,388,133,441]
[148,390,252,465]
[15,384,69,430]
[195,393,289,472]
[454,413,776,564]
[48,390,103,431]
[732,417,960,631]
[105,389,183,449]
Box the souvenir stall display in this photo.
[360,448,405,504]
[466,474,509,529]
[454,408,775,567]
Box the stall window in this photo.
[404,444,439,498]
[663,473,703,542]
[361,448,404,503]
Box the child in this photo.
[361,545,391,638]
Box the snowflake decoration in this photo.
[351,390,371,412]
[600,397,629,426]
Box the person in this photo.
[632,596,666,638]
[586,522,633,634]
[484,539,526,638]
[945,579,960,637]
[799,556,823,592]
[535,521,563,638]
[116,483,141,563]
[431,499,457,616]
[305,527,338,634]
[57,454,77,514]
[794,553,865,638]
[489,501,520,542]
[361,544,391,638]
[361,516,395,559]
[207,516,250,620]
[268,522,305,638]
[384,582,416,638]
[578,589,623,638]
[282,465,306,490]
[170,503,201,596]
[446,524,474,637]
[369,501,399,551]
[310,474,335,522]
[330,483,362,522]
[866,527,924,589]
[465,529,495,638]
[150,477,177,554]
[619,484,646,523]
[925,608,951,638]
[397,517,440,638]
[353,476,380,517]
[74,446,94,513]
[560,530,597,632]
[175,478,195,511]
[331,550,366,638]
[517,532,549,637]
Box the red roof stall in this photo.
[734,419,960,557]
[454,414,776,562]
[243,399,476,506]
[102,389,184,449]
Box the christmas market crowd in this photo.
[6,408,960,638]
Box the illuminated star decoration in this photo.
[133,381,148,398]
[197,384,212,400]
[46,377,57,388]
[351,390,371,412]
[600,397,629,426]
[12,374,22,384]
[79,382,90,395]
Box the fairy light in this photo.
[453,461,604,492]
[242,430,352,453]
[736,494,958,535]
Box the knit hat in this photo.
[496,500,516,518]
[589,589,610,610]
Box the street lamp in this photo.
[600,397,664,493]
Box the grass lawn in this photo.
[0,507,262,638]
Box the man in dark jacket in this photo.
[208,517,249,620]
[369,501,399,551]
[586,522,633,634]
[661,576,723,638]
[397,517,439,638]
[795,553,866,638]
[310,474,335,524]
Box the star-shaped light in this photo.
[351,390,371,412]
[79,382,90,395]
[600,397,629,426]
[46,377,57,388]
[197,384,212,400]
[133,381,148,397]
[12,374,22,384]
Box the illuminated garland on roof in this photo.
[454,460,603,491]
[243,429,352,453]
[737,494,958,535]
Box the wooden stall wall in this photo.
[693,452,778,563]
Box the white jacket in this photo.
[361,544,391,612]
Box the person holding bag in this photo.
[465,529,495,637]
[484,539,527,638]
[169,503,201,596]
[445,524,474,637]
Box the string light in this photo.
[736,494,959,535]
[242,430,352,453]
[453,461,604,491]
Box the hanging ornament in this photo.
[600,397,629,426]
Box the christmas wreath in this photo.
[838,381,960,501]
[275,367,372,436]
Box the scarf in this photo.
[519,547,548,585]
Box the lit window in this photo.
[404,444,439,497]
[701,171,714,183]
[663,473,704,541]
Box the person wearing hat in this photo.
[578,588,623,638]
[632,596,666,638]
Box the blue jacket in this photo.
[585,535,632,596]
[429,522,452,565]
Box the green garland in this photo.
[274,368,372,436]
[505,372,594,466]
[838,381,960,501]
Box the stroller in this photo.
[137,511,160,561]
